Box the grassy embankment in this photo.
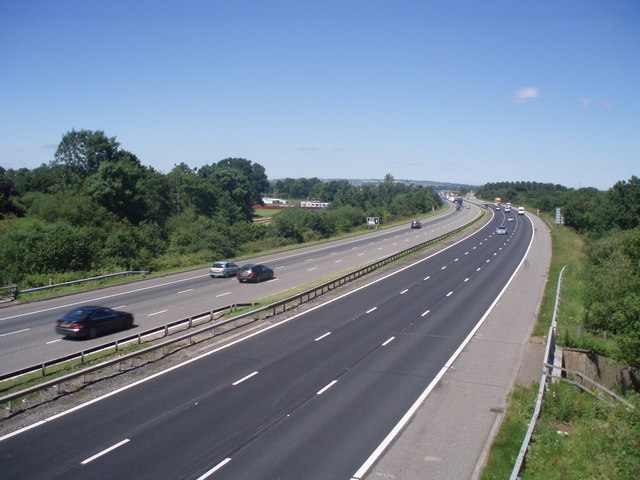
[480,214,640,480]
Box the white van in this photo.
[518,207,525,215]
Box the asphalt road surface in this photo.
[0,207,539,480]
[0,205,476,375]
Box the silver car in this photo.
[210,261,240,278]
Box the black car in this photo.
[55,306,134,339]
[237,264,274,283]
[411,220,422,229]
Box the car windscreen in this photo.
[66,308,93,319]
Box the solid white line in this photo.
[46,338,62,345]
[317,380,337,395]
[0,328,29,337]
[148,310,168,317]
[334,259,343,263]
[196,458,232,480]
[232,371,259,386]
[81,439,130,465]
[308,267,317,271]
[177,289,193,294]
[382,337,395,346]
[366,307,377,314]
[216,292,231,297]
[315,332,331,342]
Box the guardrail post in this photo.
[41,363,46,376]
[164,325,169,337]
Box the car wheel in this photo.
[88,327,98,339]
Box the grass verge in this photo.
[481,213,640,480]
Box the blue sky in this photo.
[1,1,638,190]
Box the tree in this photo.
[84,153,147,223]
[53,129,122,184]
[214,158,269,205]
[561,188,608,234]
[0,166,22,216]
[607,176,640,230]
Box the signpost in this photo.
[367,217,380,230]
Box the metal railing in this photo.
[509,265,567,480]
[0,211,484,413]
[14,270,151,297]
[509,265,634,479]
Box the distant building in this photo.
[300,201,330,209]
[262,197,288,206]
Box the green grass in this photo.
[480,384,538,480]
[252,207,280,217]
[521,383,640,480]
[533,215,586,337]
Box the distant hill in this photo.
[321,178,477,191]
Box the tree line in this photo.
[0,130,442,288]
[479,177,640,367]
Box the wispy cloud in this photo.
[579,98,592,110]
[512,87,541,104]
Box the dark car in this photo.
[410,220,422,229]
[55,306,134,339]
[210,261,240,278]
[237,264,274,283]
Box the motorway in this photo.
[0,205,475,375]
[1,206,534,480]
